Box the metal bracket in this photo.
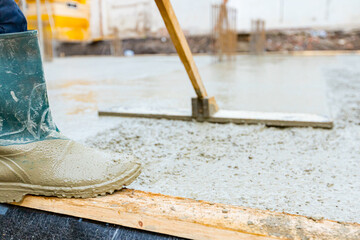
[192,97,219,121]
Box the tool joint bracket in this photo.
[191,97,219,121]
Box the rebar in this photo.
[249,19,266,55]
[211,1,237,62]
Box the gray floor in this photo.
[45,54,359,223]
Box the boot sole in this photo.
[0,164,141,203]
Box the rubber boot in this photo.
[0,31,141,203]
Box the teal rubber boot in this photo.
[0,31,141,203]
[0,31,62,145]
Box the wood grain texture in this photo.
[14,189,360,240]
[154,0,208,99]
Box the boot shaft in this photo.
[0,31,62,146]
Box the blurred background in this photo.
[16,0,360,58]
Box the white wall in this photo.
[148,0,217,36]
[158,0,360,34]
[230,0,360,31]
[98,0,360,39]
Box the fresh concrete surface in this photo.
[46,54,330,140]
[45,54,359,223]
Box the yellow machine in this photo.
[22,0,91,42]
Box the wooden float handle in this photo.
[155,0,208,99]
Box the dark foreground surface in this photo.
[0,204,184,240]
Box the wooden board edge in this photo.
[13,189,360,240]
[98,109,333,129]
[98,110,193,121]
[208,116,334,129]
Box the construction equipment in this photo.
[99,0,333,129]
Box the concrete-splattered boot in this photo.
[0,31,141,203]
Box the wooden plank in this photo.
[154,0,208,99]
[98,107,333,129]
[98,107,193,121]
[14,189,360,240]
[210,109,333,129]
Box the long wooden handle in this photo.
[155,0,208,99]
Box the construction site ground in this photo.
[45,54,360,224]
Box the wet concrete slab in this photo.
[45,54,333,140]
[43,54,360,223]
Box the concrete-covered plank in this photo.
[13,189,360,240]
